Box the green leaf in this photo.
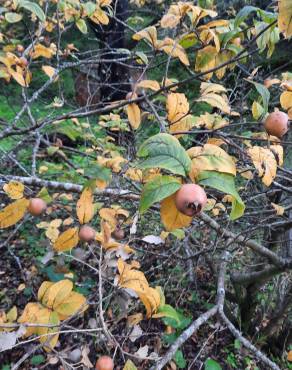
[170,229,185,239]
[247,80,270,114]
[140,175,181,213]
[84,163,112,182]
[30,355,45,366]
[19,1,45,22]
[157,304,183,324]
[135,51,148,64]
[82,1,96,16]
[204,358,222,370]
[234,339,241,350]
[76,18,88,34]
[198,171,245,220]
[123,359,138,370]
[137,133,191,176]
[160,306,191,329]
[174,350,187,369]
[234,6,258,27]
[5,12,23,23]
[37,187,52,204]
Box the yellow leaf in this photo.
[215,50,232,80]
[117,259,160,317]
[271,203,285,215]
[200,82,227,95]
[99,208,117,230]
[124,168,143,182]
[31,44,54,59]
[278,0,292,38]
[133,26,158,47]
[288,350,292,362]
[36,308,60,351]
[197,112,229,130]
[0,198,29,228]
[240,169,254,180]
[45,280,73,310]
[53,227,79,252]
[161,13,181,28]
[157,38,190,66]
[127,313,144,327]
[248,146,278,186]
[188,144,236,181]
[127,103,141,130]
[137,80,160,91]
[9,69,26,87]
[160,194,192,231]
[97,155,127,173]
[3,181,24,199]
[54,291,87,320]
[42,65,58,81]
[76,187,94,224]
[197,93,231,114]
[280,90,292,110]
[38,281,54,302]
[95,179,107,189]
[252,101,264,120]
[207,138,226,146]
[118,259,149,292]
[138,287,160,318]
[200,19,229,28]
[18,302,43,337]
[90,7,109,25]
[195,45,217,80]
[270,144,284,166]
[6,306,17,322]
[167,93,189,122]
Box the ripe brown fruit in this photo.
[95,356,114,370]
[19,57,28,66]
[79,225,96,242]
[16,44,24,53]
[126,91,138,100]
[28,198,47,216]
[232,37,241,46]
[175,184,207,217]
[264,111,289,138]
[111,227,125,240]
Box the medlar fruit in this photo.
[78,225,96,242]
[175,184,207,217]
[95,356,114,370]
[27,198,47,216]
[111,227,125,240]
[264,111,289,138]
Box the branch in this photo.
[199,212,290,268]
[218,311,280,370]
[0,175,140,201]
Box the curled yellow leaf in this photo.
[53,227,79,252]
[0,198,29,228]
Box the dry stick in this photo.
[150,253,228,370]
[11,343,43,370]
[150,306,218,370]
[199,212,291,268]
[1,175,140,201]
[219,311,280,370]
